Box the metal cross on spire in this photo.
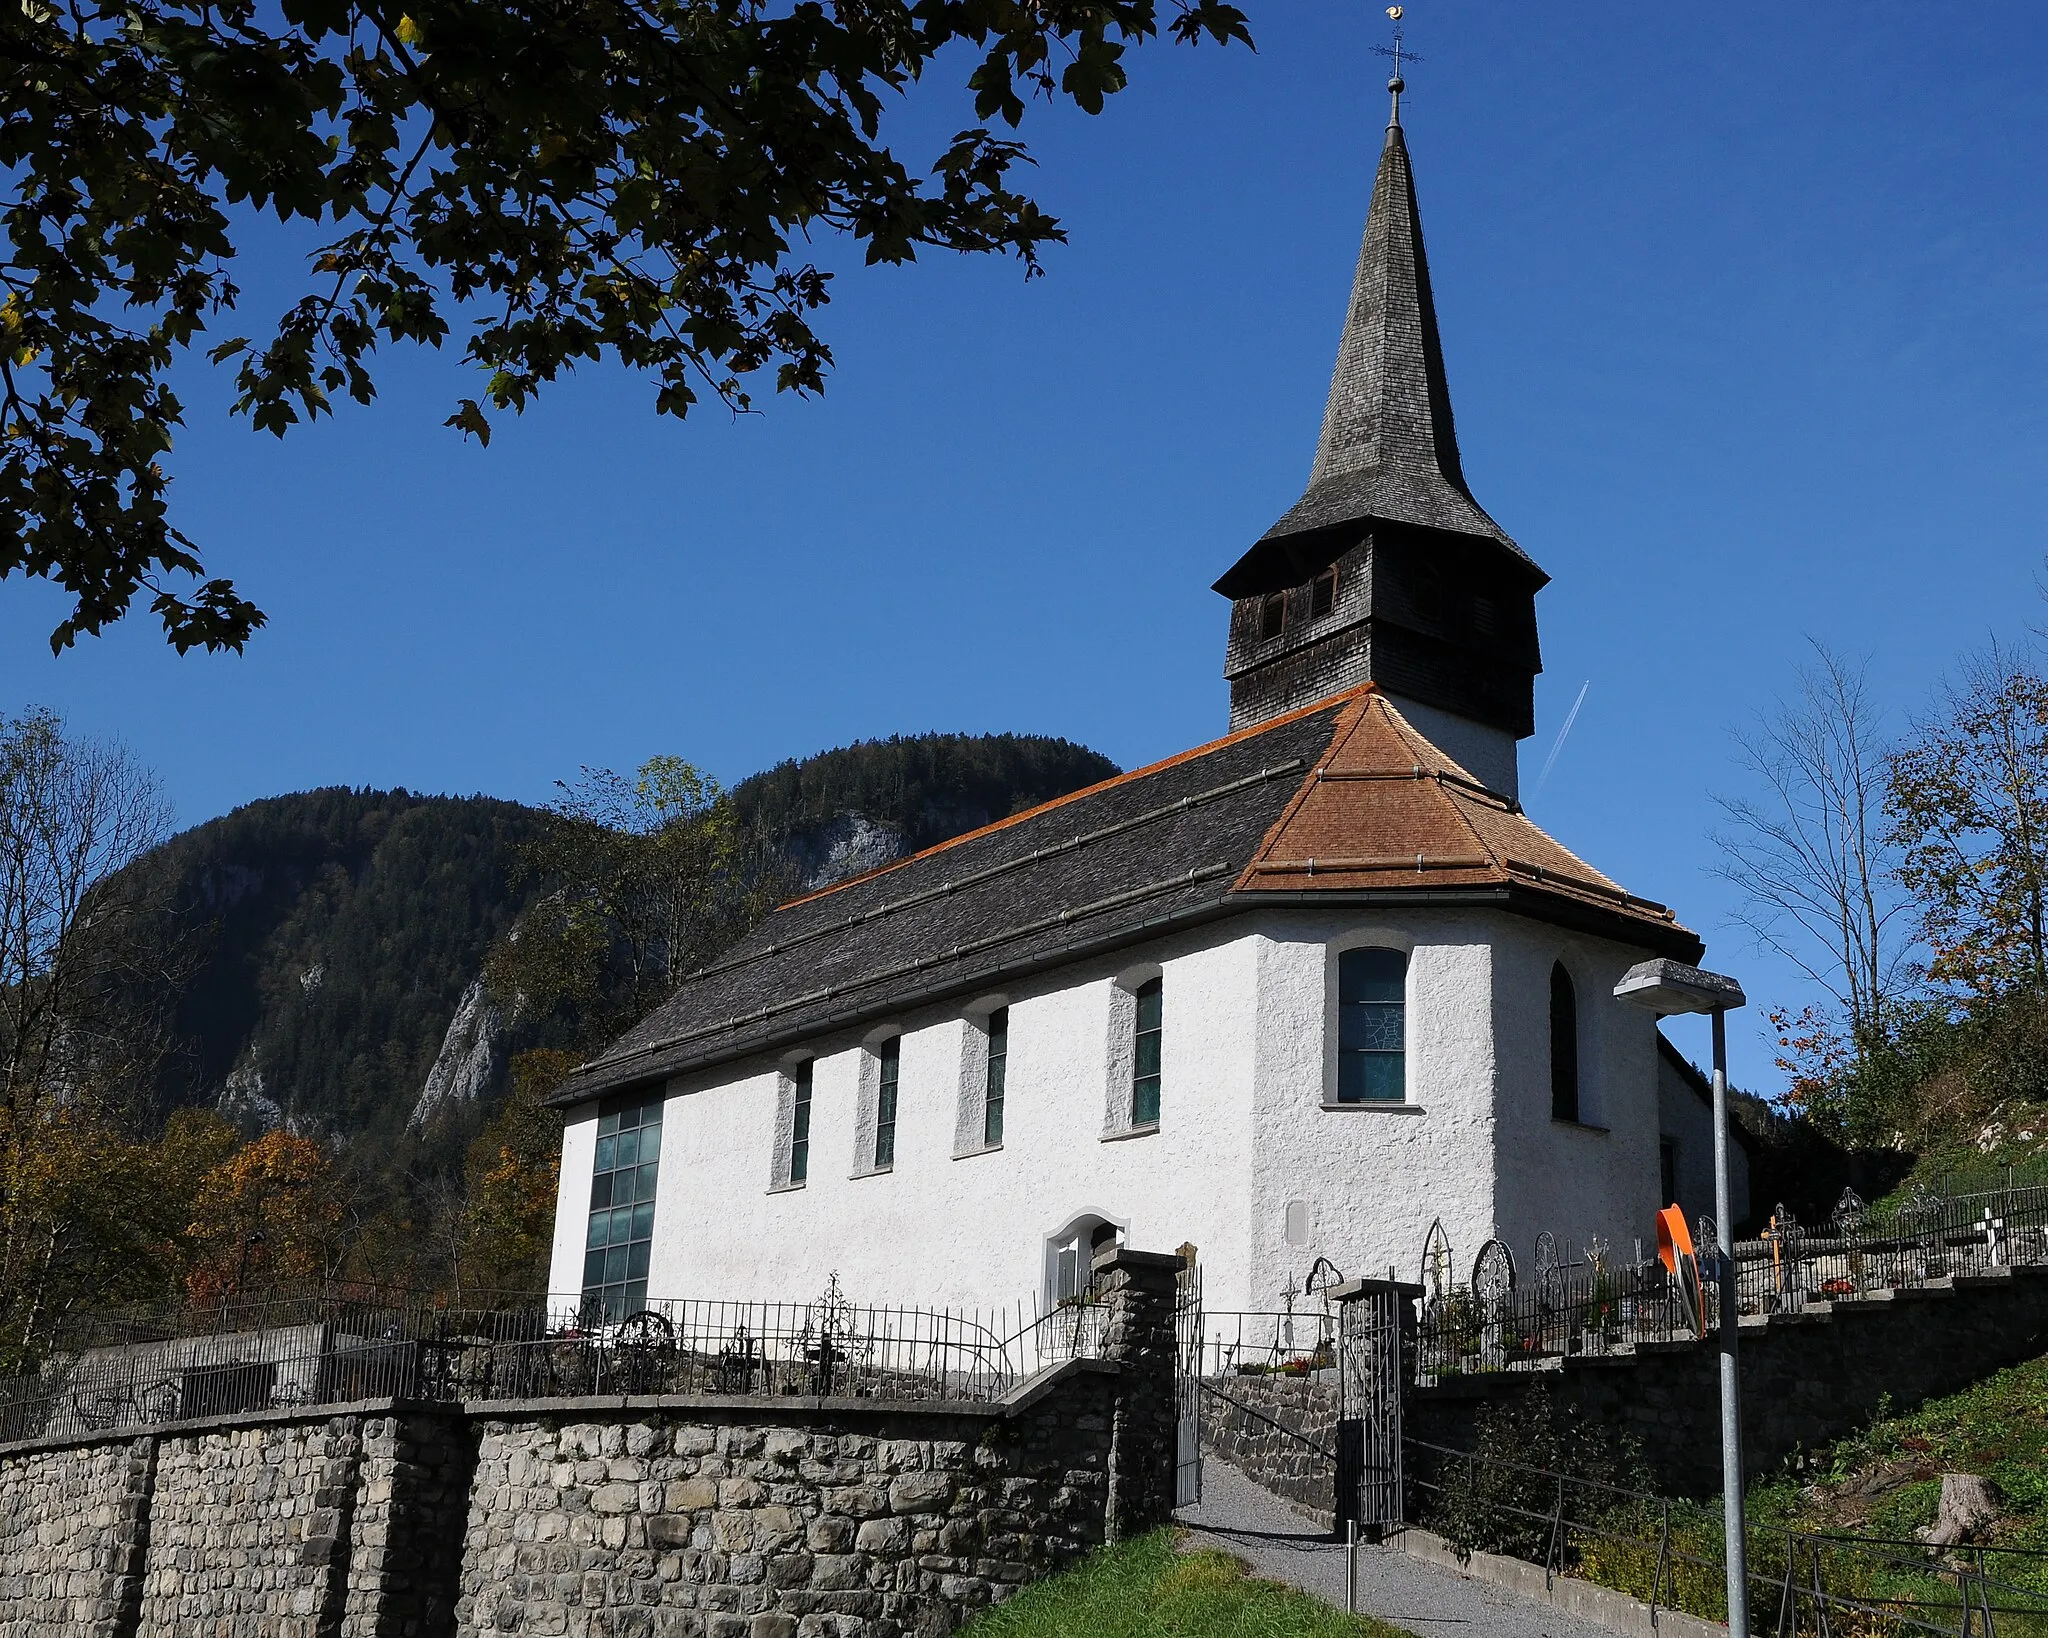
[1371,5,1421,127]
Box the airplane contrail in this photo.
[1535,681,1591,796]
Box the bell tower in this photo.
[1214,72,1544,796]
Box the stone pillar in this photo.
[1096,1247,1181,1542]
[94,1435,155,1638]
[340,1410,476,1638]
[304,1414,364,1638]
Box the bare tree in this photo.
[0,708,184,1356]
[1712,642,1913,1057]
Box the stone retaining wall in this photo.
[0,1437,150,1638]
[459,1383,1115,1638]
[0,1249,1180,1638]
[1196,1375,1337,1524]
[1411,1266,2048,1495]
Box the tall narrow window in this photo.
[1310,566,1337,618]
[583,1096,663,1323]
[1659,1138,1677,1207]
[1131,979,1163,1125]
[984,1008,1008,1146]
[789,1060,813,1183]
[1336,947,1406,1103]
[1258,592,1286,641]
[874,1037,900,1168]
[1550,962,1581,1123]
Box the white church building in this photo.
[544,96,1749,1319]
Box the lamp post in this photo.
[1615,957,1749,1638]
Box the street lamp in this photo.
[1614,957,1750,1638]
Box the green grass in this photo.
[962,1530,1410,1638]
[1769,1349,2048,1553]
[1574,1353,2048,1632]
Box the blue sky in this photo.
[4,2,2045,1094]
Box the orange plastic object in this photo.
[1656,1205,1696,1274]
[1656,1205,1706,1338]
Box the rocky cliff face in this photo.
[408,979,505,1131]
[787,813,907,891]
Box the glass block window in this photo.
[582,1097,663,1323]
[1337,947,1406,1103]
[874,1037,900,1168]
[1131,979,1163,1126]
[789,1060,813,1183]
[1550,963,1581,1123]
[983,1008,1008,1146]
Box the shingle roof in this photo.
[1213,118,1541,600]
[550,689,1700,1106]
[1234,692,1683,934]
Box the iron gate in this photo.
[1174,1269,1203,1507]
[1180,1305,1339,1518]
[1336,1278,1414,1538]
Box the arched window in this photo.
[1337,947,1406,1103]
[1550,962,1580,1123]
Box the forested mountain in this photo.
[733,733,1119,890]
[144,788,548,1164]
[142,732,1119,1163]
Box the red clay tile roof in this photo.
[1234,690,1686,939]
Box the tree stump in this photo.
[1917,1473,2003,1547]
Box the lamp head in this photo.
[1613,958,1745,1016]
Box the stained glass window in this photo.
[582,1096,663,1323]
[1131,979,1162,1126]
[874,1037,899,1168]
[1337,947,1406,1103]
[984,1008,1008,1146]
[789,1060,812,1183]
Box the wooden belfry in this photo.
[1211,16,1545,744]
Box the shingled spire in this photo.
[1214,89,1546,776]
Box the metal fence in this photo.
[0,1279,1116,1445]
[1408,1435,2048,1638]
[1193,1304,1339,1380]
[1417,1168,2048,1382]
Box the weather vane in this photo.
[1371,5,1421,125]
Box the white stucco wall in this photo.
[1245,911,1501,1311]
[1655,1042,1753,1234]
[550,1108,599,1298]
[551,927,1265,1315]
[546,905,1684,1317]
[1489,919,1666,1267]
[1381,693,1520,798]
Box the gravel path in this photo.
[1177,1459,1626,1638]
